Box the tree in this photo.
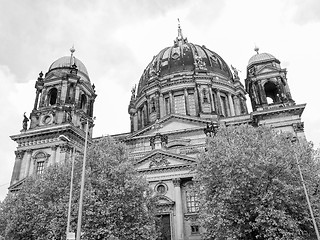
[196,124,320,240]
[0,136,159,240]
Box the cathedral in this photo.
[9,24,306,240]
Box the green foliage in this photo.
[196,125,320,240]
[0,136,158,240]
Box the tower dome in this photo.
[245,47,294,111]
[49,56,89,76]
[47,47,90,82]
[247,47,280,69]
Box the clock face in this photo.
[42,115,52,125]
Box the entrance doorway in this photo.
[157,214,171,240]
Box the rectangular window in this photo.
[174,95,186,115]
[186,190,199,213]
[36,161,44,175]
[188,94,196,116]
[191,225,200,234]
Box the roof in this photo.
[248,52,278,68]
[49,56,89,76]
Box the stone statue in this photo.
[131,85,136,100]
[22,112,29,131]
[231,65,240,79]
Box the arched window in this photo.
[48,88,58,106]
[264,81,278,104]
[184,182,199,213]
[33,152,48,175]
[80,94,87,110]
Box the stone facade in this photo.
[9,28,305,240]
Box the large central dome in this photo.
[137,29,232,96]
[128,25,248,133]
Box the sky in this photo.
[1,0,320,201]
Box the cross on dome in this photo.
[175,18,187,46]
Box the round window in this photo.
[156,184,166,194]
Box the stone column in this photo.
[208,86,215,113]
[10,150,25,184]
[233,95,241,115]
[133,113,138,131]
[228,93,235,116]
[137,109,141,129]
[40,88,47,107]
[258,81,267,105]
[173,178,184,240]
[33,90,40,110]
[196,84,202,113]
[75,85,80,108]
[169,91,174,114]
[57,84,62,105]
[159,93,164,118]
[184,88,189,115]
[156,92,160,119]
[24,150,33,178]
[145,100,149,125]
[59,144,70,163]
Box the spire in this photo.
[70,45,75,65]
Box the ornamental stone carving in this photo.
[149,154,170,168]
[60,144,71,153]
[15,150,25,159]
[293,122,304,132]
[184,213,199,222]
[172,178,181,187]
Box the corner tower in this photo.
[245,47,305,138]
[245,47,295,111]
[9,47,96,191]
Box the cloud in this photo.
[0,0,193,83]
[0,65,34,200]
[287,0,320,24]
[185,0,226,27]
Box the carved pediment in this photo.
[154,195,175,206]
[135,150,196,171]
[154,195,175,213]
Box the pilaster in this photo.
[10,150,25,184]
[51,145,58,164]
[24,149,33,178]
